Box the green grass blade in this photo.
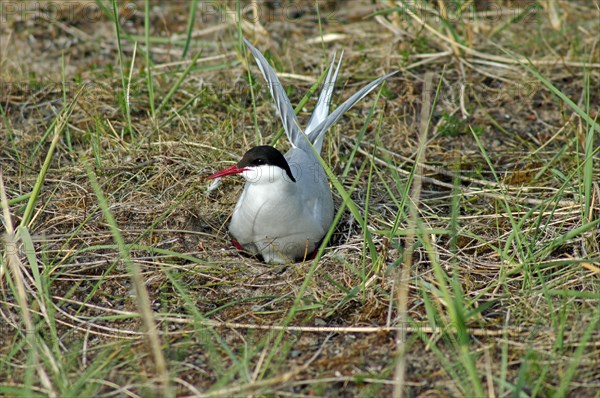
[496,45,599,134]
[85,163,171,395]
[144,0,156,119]
[553,305,600,397]
[181,0,199,59]
[111,0,134,138]
[21,88,83,227]
[155,50,203,115]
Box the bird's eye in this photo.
[254,159,264,165]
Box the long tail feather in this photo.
[243,38,397,155]
[309,70,399,148]
[243,38,302,147]
[305,51,343,152]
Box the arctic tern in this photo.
[207,38,396,263]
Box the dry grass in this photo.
[1,0,599,397]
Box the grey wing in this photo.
[305,51,343,153]
[243,38,303,147]
[310,70,399,148]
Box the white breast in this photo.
[228,149,333,263]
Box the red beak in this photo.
[206,165,248,180]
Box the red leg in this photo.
[231,239,244,251]
[307,247,319,260]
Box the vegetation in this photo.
[1,1,598,396]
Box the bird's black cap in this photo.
[238,145,296,182]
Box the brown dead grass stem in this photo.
[351,142,579,207]
[1,171,56,397]
[86,165,171,396]
[394,71,433,398]
[397,1,600,69]
[9,295,600,344]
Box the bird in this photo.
[207,38,396,264]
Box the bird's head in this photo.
[206,145,296,184]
